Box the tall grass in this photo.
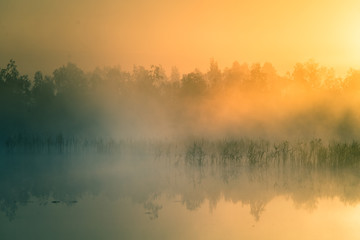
[3,135,360,169]
[181,138,360,170]
[2,136,360,222]
[3,134,120,154]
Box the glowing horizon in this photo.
[1,0,360,76]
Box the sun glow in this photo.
[2,0,360,75]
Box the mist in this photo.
[1,59,360,144]
[3,59,360,239]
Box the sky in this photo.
[1,0,360,76]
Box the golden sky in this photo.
[1,0,360,75]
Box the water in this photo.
[1,139,360,239]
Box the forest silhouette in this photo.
[1,59,360,145]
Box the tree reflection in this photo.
[1,139,360,221]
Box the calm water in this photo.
[1,140,360,239]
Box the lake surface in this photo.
[1,139,360,239]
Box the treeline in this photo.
[1,59,360,141]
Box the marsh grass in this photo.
[3,134,360,170]
[179,138,360,171]
[3,136,360,222]
[2,134,142,155]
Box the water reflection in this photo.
[1,139,360,238]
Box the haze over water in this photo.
[2,0,360,239]
[2,139,360,240]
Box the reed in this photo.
[3,135,360,169]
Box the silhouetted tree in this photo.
[0,60,31,139]
[170,66,180,83]
[243,63,267,91]
[223,61,249,89]
[132,65,158,97]
[206,59,222,89]
[180,70,207,98]
[0,60,30,100]
[53,62,87,96]
[2,58,360,145]
[32,71,55,104]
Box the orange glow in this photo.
[153,196,360,240]
[1,0,360,75]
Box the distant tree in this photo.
[261,62,276,88]
[150,65,167,87]
[223,61,249,88]
[292,60,324,90]
[103,66,130,97]
[343,68,360,92]
[243,63,267,91]
[149,65,168,98]
[0,60,31,137]
[32,71,55,104]
[51,63,98,135]
[53,62,87,96]
[206,59,222,89]
[132,65,156,96]
[181,70,207,98]
[158,67,181,104]
[0,60,30,98]
[170,66,180,83]
[322,68,342,92]
[292,63,308,88]
[261,62,289,93]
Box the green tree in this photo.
[0,60,30,98]
[53,62,87,96]
[0,60,31,138]
[32,71,55,104]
